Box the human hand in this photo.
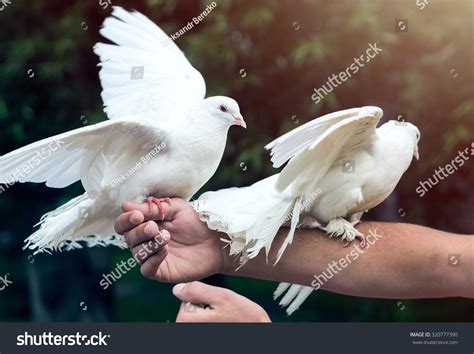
[114,199,231,283]
[173,281,271,322]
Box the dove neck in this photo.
[180,118,229,150]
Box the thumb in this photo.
[172,281,224,306]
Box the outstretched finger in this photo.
[114,210,144,235]
[172,281,228,306]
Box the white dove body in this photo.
[111,104,233,204]
[271,119,419,315]
[308,121,419,223]
[193,107,420,314]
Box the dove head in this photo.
[204,96,246,129]
[383,120,421,161]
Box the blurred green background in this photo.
[0,0,472,322]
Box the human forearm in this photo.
[221,222,473,299]
[115,202,472,298]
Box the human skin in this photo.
[115,199,474,299]
[172,281,271,322]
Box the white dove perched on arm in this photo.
[0,7,246,253]
[193,106,420,314]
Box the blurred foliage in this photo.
[0,0,472,322]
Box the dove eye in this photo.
[219,105,228,113]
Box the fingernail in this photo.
[161,230,171,241]
[144,222,154,235]
[173,283,186,295]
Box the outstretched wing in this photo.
[0,117,170,196]
[94,6,206,120]
[265,106,382,168]
[276,107,383,194]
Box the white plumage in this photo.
[0,7,246,253]
[193,106,420,314]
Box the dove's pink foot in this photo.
[342,235,366,248]
[144,197,171,220]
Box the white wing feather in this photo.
[265,106,381,168]
[0,117,169,196]
[276,107,383,194]
[94,6,206,120]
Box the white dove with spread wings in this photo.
[194,106,420,314]
[0,7,246,253]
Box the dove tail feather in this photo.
[278,284,302,307]
[273,283,315,315]
[24,194,126,254]
[274,197,302,264]
[192,175,302,267]
[246,198,295,261]
[273,282,291,300]
[284,286,314,315]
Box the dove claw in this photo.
[356,235,366,248]
[342,235,366,248]
[145,197,172,220]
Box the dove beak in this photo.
[233,114,247,129]
[414,145,419,161]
